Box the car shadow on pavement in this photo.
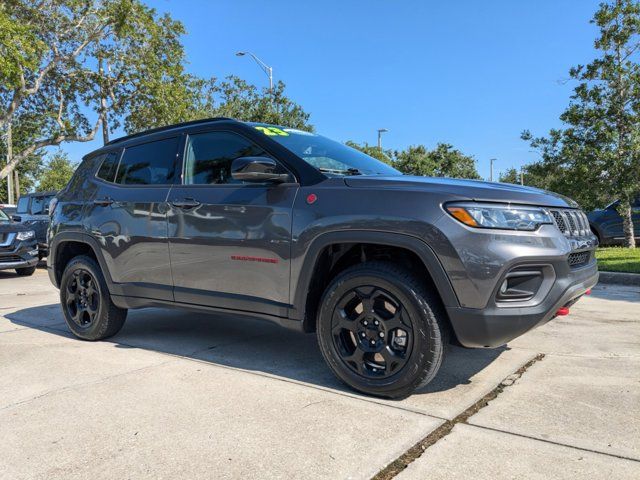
[7,304,507,398]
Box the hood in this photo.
[343,175,579,209]
[0,220,33,233]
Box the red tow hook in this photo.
[556,306,570,316]
[585,289,592,295]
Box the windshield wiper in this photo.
[318,167,362,176]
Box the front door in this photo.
[167,129,297,317]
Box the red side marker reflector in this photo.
[306,193,318,204]
[585,289,592,295]
[556,307,570,316]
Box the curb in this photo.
[598,271,640,286]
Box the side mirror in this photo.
[231,157,291,183]
[12,215,22,222]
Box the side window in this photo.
[96,152,120,182]
[31,196,46,215]
[116,137,179,185]
[184,131,275,185]
[16,196,30,214]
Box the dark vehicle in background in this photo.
[47,118,598,399]
[0,207,39,276]
[14,191,57,259]
[0,204,16,216]
[588,197,640,245]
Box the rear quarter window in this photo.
[115,137,179,185]
[96,152,120,183]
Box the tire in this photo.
[60,255,127,340]
[316,261,448,399]
[15,266,36,276]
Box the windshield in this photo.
[251,124,401,176]
[0,209,9,222]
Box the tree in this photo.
[0,0,199,180]
[394,143,481,179]
[0,115,45,201]
[38,151,76,191]
[345,141,393,165]
[200,76,313,131]
[523,0,640,247]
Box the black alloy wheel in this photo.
[64,268,99,329]
[331,285,413,378]
[60,255,127,340]
[317,261,448,399]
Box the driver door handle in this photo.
[93,196,113,206]
[171,198,201,209]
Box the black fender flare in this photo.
[48,231,115,290]
[289,230,460,321]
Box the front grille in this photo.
[0,255,22,263]
[549,209,591,238]
[568,251,590,268]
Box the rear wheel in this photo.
[15,266,36,276]
[60,255,127,340]
[316,261,448,399]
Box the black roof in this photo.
[106,117,237,146]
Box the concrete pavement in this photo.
[1,267,639,479]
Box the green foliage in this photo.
[0,115,46,202]
[394,143,481,179]
[195,76,313,132]
[522,0,640,247]
[345,141,393,164]
[0,3,44,89]
[346,141,480,179]
[38,151,76,192]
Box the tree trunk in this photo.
[620,200,636,248]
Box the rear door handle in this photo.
[171,198,201,209]
[93,197,113,206]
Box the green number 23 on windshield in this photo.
[255,126,289,136]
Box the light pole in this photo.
[489,158,496,182]
[377,128,388,151]
[236,51,273,99]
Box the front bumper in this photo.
[0,240,39,271]
[446,261,598,348]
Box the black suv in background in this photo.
[47,118,598,398]
[587,197,640,245]
[14,191,57,259]
[0,207,38,276]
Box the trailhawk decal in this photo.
[230,255,279,264]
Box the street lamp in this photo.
[377,128,388,150]
[489,158,496,182]
[236,51,273,98]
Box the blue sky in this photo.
[60,0,602,180]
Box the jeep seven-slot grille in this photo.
[549,209,590,237]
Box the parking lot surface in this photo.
[1,267,639,479]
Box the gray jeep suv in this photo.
[47,118,598,398]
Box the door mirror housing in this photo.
[231,157,291,183]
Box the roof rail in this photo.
[106,117,237,146]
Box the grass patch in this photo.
[596,247,640,274]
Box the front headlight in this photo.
[16,230,35,241]
[445,202,553,231]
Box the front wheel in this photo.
[60,255,127,340]
[317,261,448,399]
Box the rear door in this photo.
[167,127,298,317]
[85,137,179,301]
